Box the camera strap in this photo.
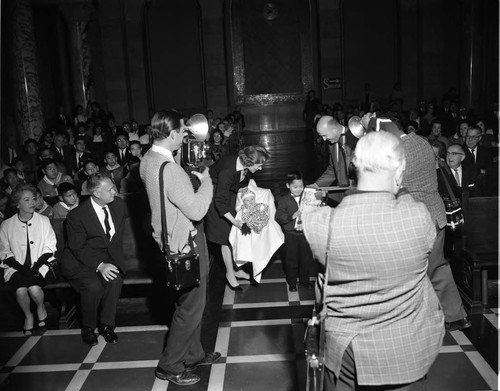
[158,161,195,260]
[438,166,459,204]
[319,209,335,342]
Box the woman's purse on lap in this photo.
[159,161,201,291]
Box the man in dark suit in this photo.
[51,106,72,133]
[463,126,492,175]
[67,136,92,179]
[310,115,354,205]
[60,172,127,345]
[103,118,120,150]
[438,144,482,259]
[2,135,23,166]
[113,131,132,167]
[51,132,72,173]
[442,144,482,198]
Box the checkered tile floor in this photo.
[0,260,497,390]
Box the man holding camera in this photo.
[310,115,356,205]
[303,131,444,390]
[140,110,220,386]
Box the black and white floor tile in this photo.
[0,260,497,390]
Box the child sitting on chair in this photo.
[52,182,79,219]
[35,188,54,219]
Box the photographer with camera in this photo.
[303,131,444,390]
[140,110,220,386]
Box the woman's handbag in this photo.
[304,209,335,391]
[438,166,465,231]
[159,161,201,290]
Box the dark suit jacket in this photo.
[463,145,492,173]
[103,128,119,150]
[60,197,128,279]
[51,145,72,172]
[2,145,22,166]
[315,143,350,187]
[205,155,250,244]
[437,164,482,199]
[67,150,92,176]
[51,114,71,132]
[275,193,301,233]
[114,148,132,167]
[22,153,40,184]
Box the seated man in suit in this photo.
[441,144,482,198]
[60,172,127,346]
[68,136,92,181]
[438,143,482,258]
[114,131,132,168]
[51,132,72,174]
[463,126,492,176]
[2,135,23,167]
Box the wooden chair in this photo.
[450,196,498,314]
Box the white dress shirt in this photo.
[90,197,115,240]
[453,166,462,187]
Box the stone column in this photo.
[60,2,94,111]
[11,0,45,141]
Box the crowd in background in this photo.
[304,86,499,198]
[0,86,498,224]
[0,103,246,225]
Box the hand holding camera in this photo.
[191,166,210,182]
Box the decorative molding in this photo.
[228,0,314,107]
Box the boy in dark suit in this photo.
[275,171,314,291]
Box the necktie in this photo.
[453,168,461,187]
[470,149,475,163]
[25,224,32,268]
[76,153,81,167]
[59,148,64,159]
[102,207,111,240]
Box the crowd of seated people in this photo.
[0,103,247,225]
[310,90,498,198]
[0,94,496,256]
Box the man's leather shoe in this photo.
[155,367,200,385]
[81,327,98,346]
[289,284,297,292]
[445,317,472,332]
[299,282,313,289]
[98,325,118,344]
[185,352,221,371]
